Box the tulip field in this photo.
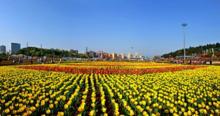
[0,62,220,115]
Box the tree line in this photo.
[162,43,220,58]
[16,47,88,58]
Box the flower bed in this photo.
[19,65,205,75]
[0,66,219,115]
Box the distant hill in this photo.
[162,43,220,58]
[17,47,88,58]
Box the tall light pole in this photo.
[130,46,134,59]
[26,42,29,60]
[40,44,43,63]
[182,23,187,63]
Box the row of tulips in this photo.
[19,65,204,75]
[66,62,179,69]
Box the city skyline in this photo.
[0,0,220,56]
[0,42,144,58]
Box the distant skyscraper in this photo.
[0,45,6,54]
[121,53,125,59]
[112,53,117,60]
[11,43,21,54]
[127,53,132,60]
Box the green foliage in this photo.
[17,47,87,58]
[162,43,220,58]
[0,53,7,61]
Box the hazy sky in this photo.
[0,0,220,56]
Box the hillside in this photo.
[162,43,220,58]
[17,47,88,58]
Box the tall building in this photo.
[127,53,133,60]
[120,53,125,59]
[11,43,21,54]
[112,53,117,60]
[0,45,6,54]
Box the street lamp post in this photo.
[182,23,187,63]
[40,44,43,63]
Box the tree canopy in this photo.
[17,47,88,58]
[162,43,220,58]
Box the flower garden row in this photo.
[64,62,182,69]
[0,66,219,115]
[19,65,204,75]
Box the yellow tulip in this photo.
[4,108,10,114]
[46,109,51,114]
[49,104,54,109]
[57,112,64,116]
[64,104,68,110]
